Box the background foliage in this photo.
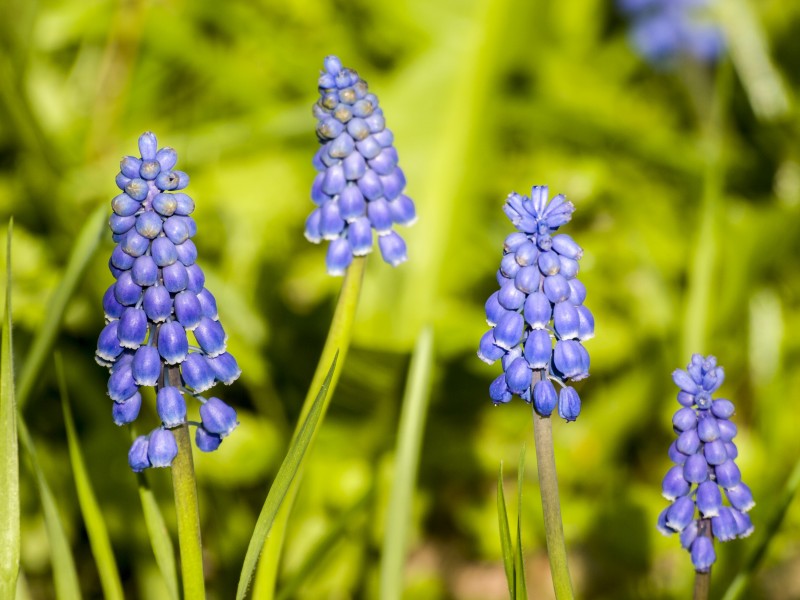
[2,0,800,598]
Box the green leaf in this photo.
[515,445,528,599]
[0,219,20,598]
[236,352,339,600]
[379,327,435,600]
[275,488,372,600]
[716,0,790,121]
[497,462,515,600]
[17,420,81,599]
[133,429,180,600]
[57,354,124,600]
[721,458,800,600]
[17,203,106,410]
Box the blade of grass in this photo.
[17,419,81,599]
[721,458,800,600]
[275,487,373,600]
[0,219,20,598]
[379,327,434,600]
[236,352,339,600]
[132,429,180,600]
[254,257,365,599]
[515,445,528,599]
[57,354,124,600]
[497,462,515,600]
[715,0,790,121]
[17,203,106,410]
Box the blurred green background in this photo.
[2,0,800,598]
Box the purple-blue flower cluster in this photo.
[478,186,593,421]
[618,0,725,66]
[305,55,416,275]
[96,132,240,471]
[658,355,754,572]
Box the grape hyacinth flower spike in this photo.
[617,0,725,66]
[305,55,416,275]
[658,355,754,577]
[96,132,241,471]
[478,186,593,421]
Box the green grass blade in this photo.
[515,445,528,599]
[17,203,106,410]
[17,420,82,599]
[497,462,515,600]
[0,219,20,598]
[254,257,365,600]
[134,432,180,600]
[275,488,373,600]
[236,352,339,600]
[57,355,124,600]
[379,327,435,600]
[716,0,790,121]
[721,458,800,600]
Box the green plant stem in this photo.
[531,373,574,600]
[167,368,204,600]
[379,327,434,600]
[694,570,711,600]
[0,220,19,599]
[252,256,366,599]
[681,61,731,358]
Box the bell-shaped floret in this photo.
[156,386,186,428]
[148,428,178,468]
[199,397,238,438]
[113,392,142,425]
[557,386,581,421]
[128,436,151,472]
[181,353,216,393]
[533,378,557,417]
[195,426,223,452]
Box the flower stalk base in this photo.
[531,377,574,600]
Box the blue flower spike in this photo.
[478,186,592,421]
[308,56,416,275]
[97,132,241,471]
[618,0,725,66]
[658,355,754,572]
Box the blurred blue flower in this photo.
[658,355,754,572]
[478,186,593,421]
[97,132,241,471]
[306,55,416,275]
[618,0,725,66]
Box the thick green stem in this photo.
[694,569,711,600]
[531,373,574,600]
[167,368,205,600]
[252,257,366,599]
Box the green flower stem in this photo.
[694,570,711,600]
[681,61,731,359]
[531,372,574,600]
[253,256,366,599]
[167,367,205,600]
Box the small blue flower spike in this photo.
[618,0,725,66]
[478,186,592,421]
[658,355,754,572]
[97,132,241,471]
[308,56,416,275]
